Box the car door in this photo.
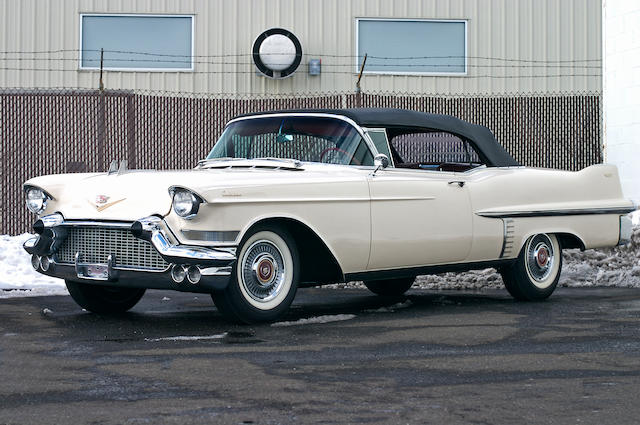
[366,168,473,271]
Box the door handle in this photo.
[448,181,465,187]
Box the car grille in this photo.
[56,226,169,271]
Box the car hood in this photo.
[25,162,369,221]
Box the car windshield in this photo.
[206,116,374,166]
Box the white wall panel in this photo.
[0,0,602,95]
[603,0,640,204]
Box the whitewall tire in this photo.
[500,233,562,301]
[211,225,299,323]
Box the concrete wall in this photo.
[0,0,602,95]
[603,0,640,207]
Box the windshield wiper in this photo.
[197,157,246,167]
[253,157,303,168]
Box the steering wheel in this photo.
[319,147,361,165]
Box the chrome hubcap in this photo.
[253,254,278,285]
[241,240,285,302]
[526,234,555,283]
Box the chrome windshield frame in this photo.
[218,112,379,163]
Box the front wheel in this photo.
[211,225,299,323]
[364,277,416,296]
[500,233,562,301]
[65,280,146,314]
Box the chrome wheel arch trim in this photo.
[234,213,346,279]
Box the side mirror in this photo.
[374,153,390,169]
[371,153,390,176]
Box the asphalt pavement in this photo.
[1,287,640,424]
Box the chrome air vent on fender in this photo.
[500,218,516,258]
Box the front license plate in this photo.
[84,264,109,279]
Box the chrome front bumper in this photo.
[35,263,231,292]
[24,213,236,291]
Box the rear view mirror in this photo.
[276,134,294,143]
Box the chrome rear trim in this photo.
[477,206,637,218]
[619,215,633,246]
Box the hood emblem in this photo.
[96,195,110,205]
[90,195,126,212]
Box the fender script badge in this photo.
[90,195,126,212]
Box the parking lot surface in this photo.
[1,287,640,424]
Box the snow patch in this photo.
[632,211,640,227]
[0,233,67,296]
[145,332,228,342]
[364,299,413,313]
[272,314,356,327]
[0,287,68,299]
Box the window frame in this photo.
[209,113,378,168]
[355,17,468,76]
[78,13,195,72]
[363,128,394,166]
[387,129,486,172]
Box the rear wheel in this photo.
[364,277,415,296]
[211,225,299,323]
[500,233,562,301]
[65,280,145,314]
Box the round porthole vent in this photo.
[252,28,302,79]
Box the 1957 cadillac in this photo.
[23,108,636,323]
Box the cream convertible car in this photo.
[24,109,635,323]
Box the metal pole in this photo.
[356,53,367,94]
[98,47,105,169]
[99,48,104,91]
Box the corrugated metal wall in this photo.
[0,0,602,95]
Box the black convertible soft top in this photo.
[237,108,519,167]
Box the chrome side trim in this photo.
[181,229,240,243]
[477,206,637,218]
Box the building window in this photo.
[356,18,466,75]
[80,14,194,71]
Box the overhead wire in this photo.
[0,48,602,64]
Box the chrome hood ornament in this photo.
[90,194,126,211]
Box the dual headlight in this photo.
[25,186,51,215]
[169,187,204,220]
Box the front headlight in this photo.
[169,187,203,219]
[25,187,50,214]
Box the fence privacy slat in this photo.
[0,90,601,235]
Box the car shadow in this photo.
[45,288,518,330]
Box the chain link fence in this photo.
[0,88,601,235]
